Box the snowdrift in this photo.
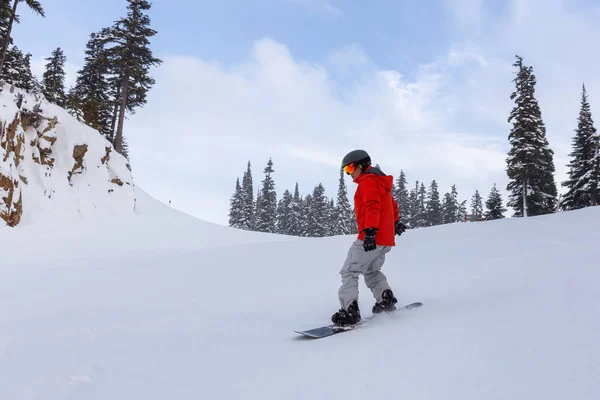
[0,82,134,227]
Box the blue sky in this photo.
[10,0,600,224]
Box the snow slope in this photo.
[1,191,599,400]
[0,83,134,227]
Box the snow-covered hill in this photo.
[0,82,134,227]
[1,182,599,399]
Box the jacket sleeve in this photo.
[360,178,381,230]
[392,196,399,222]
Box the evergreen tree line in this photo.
[0,0,161,166]
[229,55,599,235]
[228,159,508,237]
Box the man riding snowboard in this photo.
[331,149,406,326]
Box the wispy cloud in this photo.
[286,0,345,19]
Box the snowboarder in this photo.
[331,149,407,326]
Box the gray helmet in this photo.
[341,149,371,168]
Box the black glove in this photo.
[395,220,406,235]
[362,228,377,252]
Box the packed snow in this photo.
[1,187,599,399]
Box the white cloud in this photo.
[126,38,504,225]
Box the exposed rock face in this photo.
[0,84,136,227]
[0,115,25,227]
[68,144,88,182]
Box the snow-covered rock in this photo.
[0,82,135,227]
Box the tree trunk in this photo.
[109,82,121,142]
[114,72,129,155]
[0,0,19,77]
[522,177,528,217]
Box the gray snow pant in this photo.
[338,239,392,310]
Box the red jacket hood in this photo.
[354,167,394,192]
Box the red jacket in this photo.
[353,167,399,246]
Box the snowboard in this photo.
[294,301,423,339]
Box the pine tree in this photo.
[426,180,442,226]
[561,84,600,210]
[442,185,463,224]
[327,198,336,236]
[239,161,254,231]
[228,178,243,228]
[276,189,293,234]
[506,55,558,217]
[406,181,419,228]
[42,47,67,106]
[307,183,328,237]
[104,0,161,156]
[442,192,453,224]
[68,31,112,138]
[301,193,312,237]
[254,158,277,233]
[0,46,34,91]
[413,182,428,228]
[18,51,34,91]
[287,183,303,236]
[457,200,467,221]
[0,0,45,77]
[484,183,507,220]
[0,1,12,54]
[334,169,354,235]
[470,190,483,220]
[394,170,409,224]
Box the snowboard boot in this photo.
[372,289,398,314]
[331,300,361,326]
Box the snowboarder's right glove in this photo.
[395,220,406,235]
[363,228,377,252]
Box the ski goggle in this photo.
[343,163,356,175]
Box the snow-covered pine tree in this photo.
[0,44,20,85]
[287,183,303,236]
[228,178,243,228]
[68,31,112,139]
[394,170,409,224]
[334,169,354,234]
[276,189,292,234]
[0,46,33,91]
[18,51,34,91]
[301,193,312,237]
[426,180,442,226]
[0,1,12,55]
[0,0,45,77]
[506,55,558,217]
[561,84,600,210]
[307,183,328,237]
[441,192,454,224]
[254,158,277,233]
[412,182,428,228]
[484,183,507,220]
[42,47,67,106]
[104,0,161,157]
[239,161,254,231]
[457,200,467,221]
[327,198,335,236]
[470,190,483,220]
[406,181,419,228]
